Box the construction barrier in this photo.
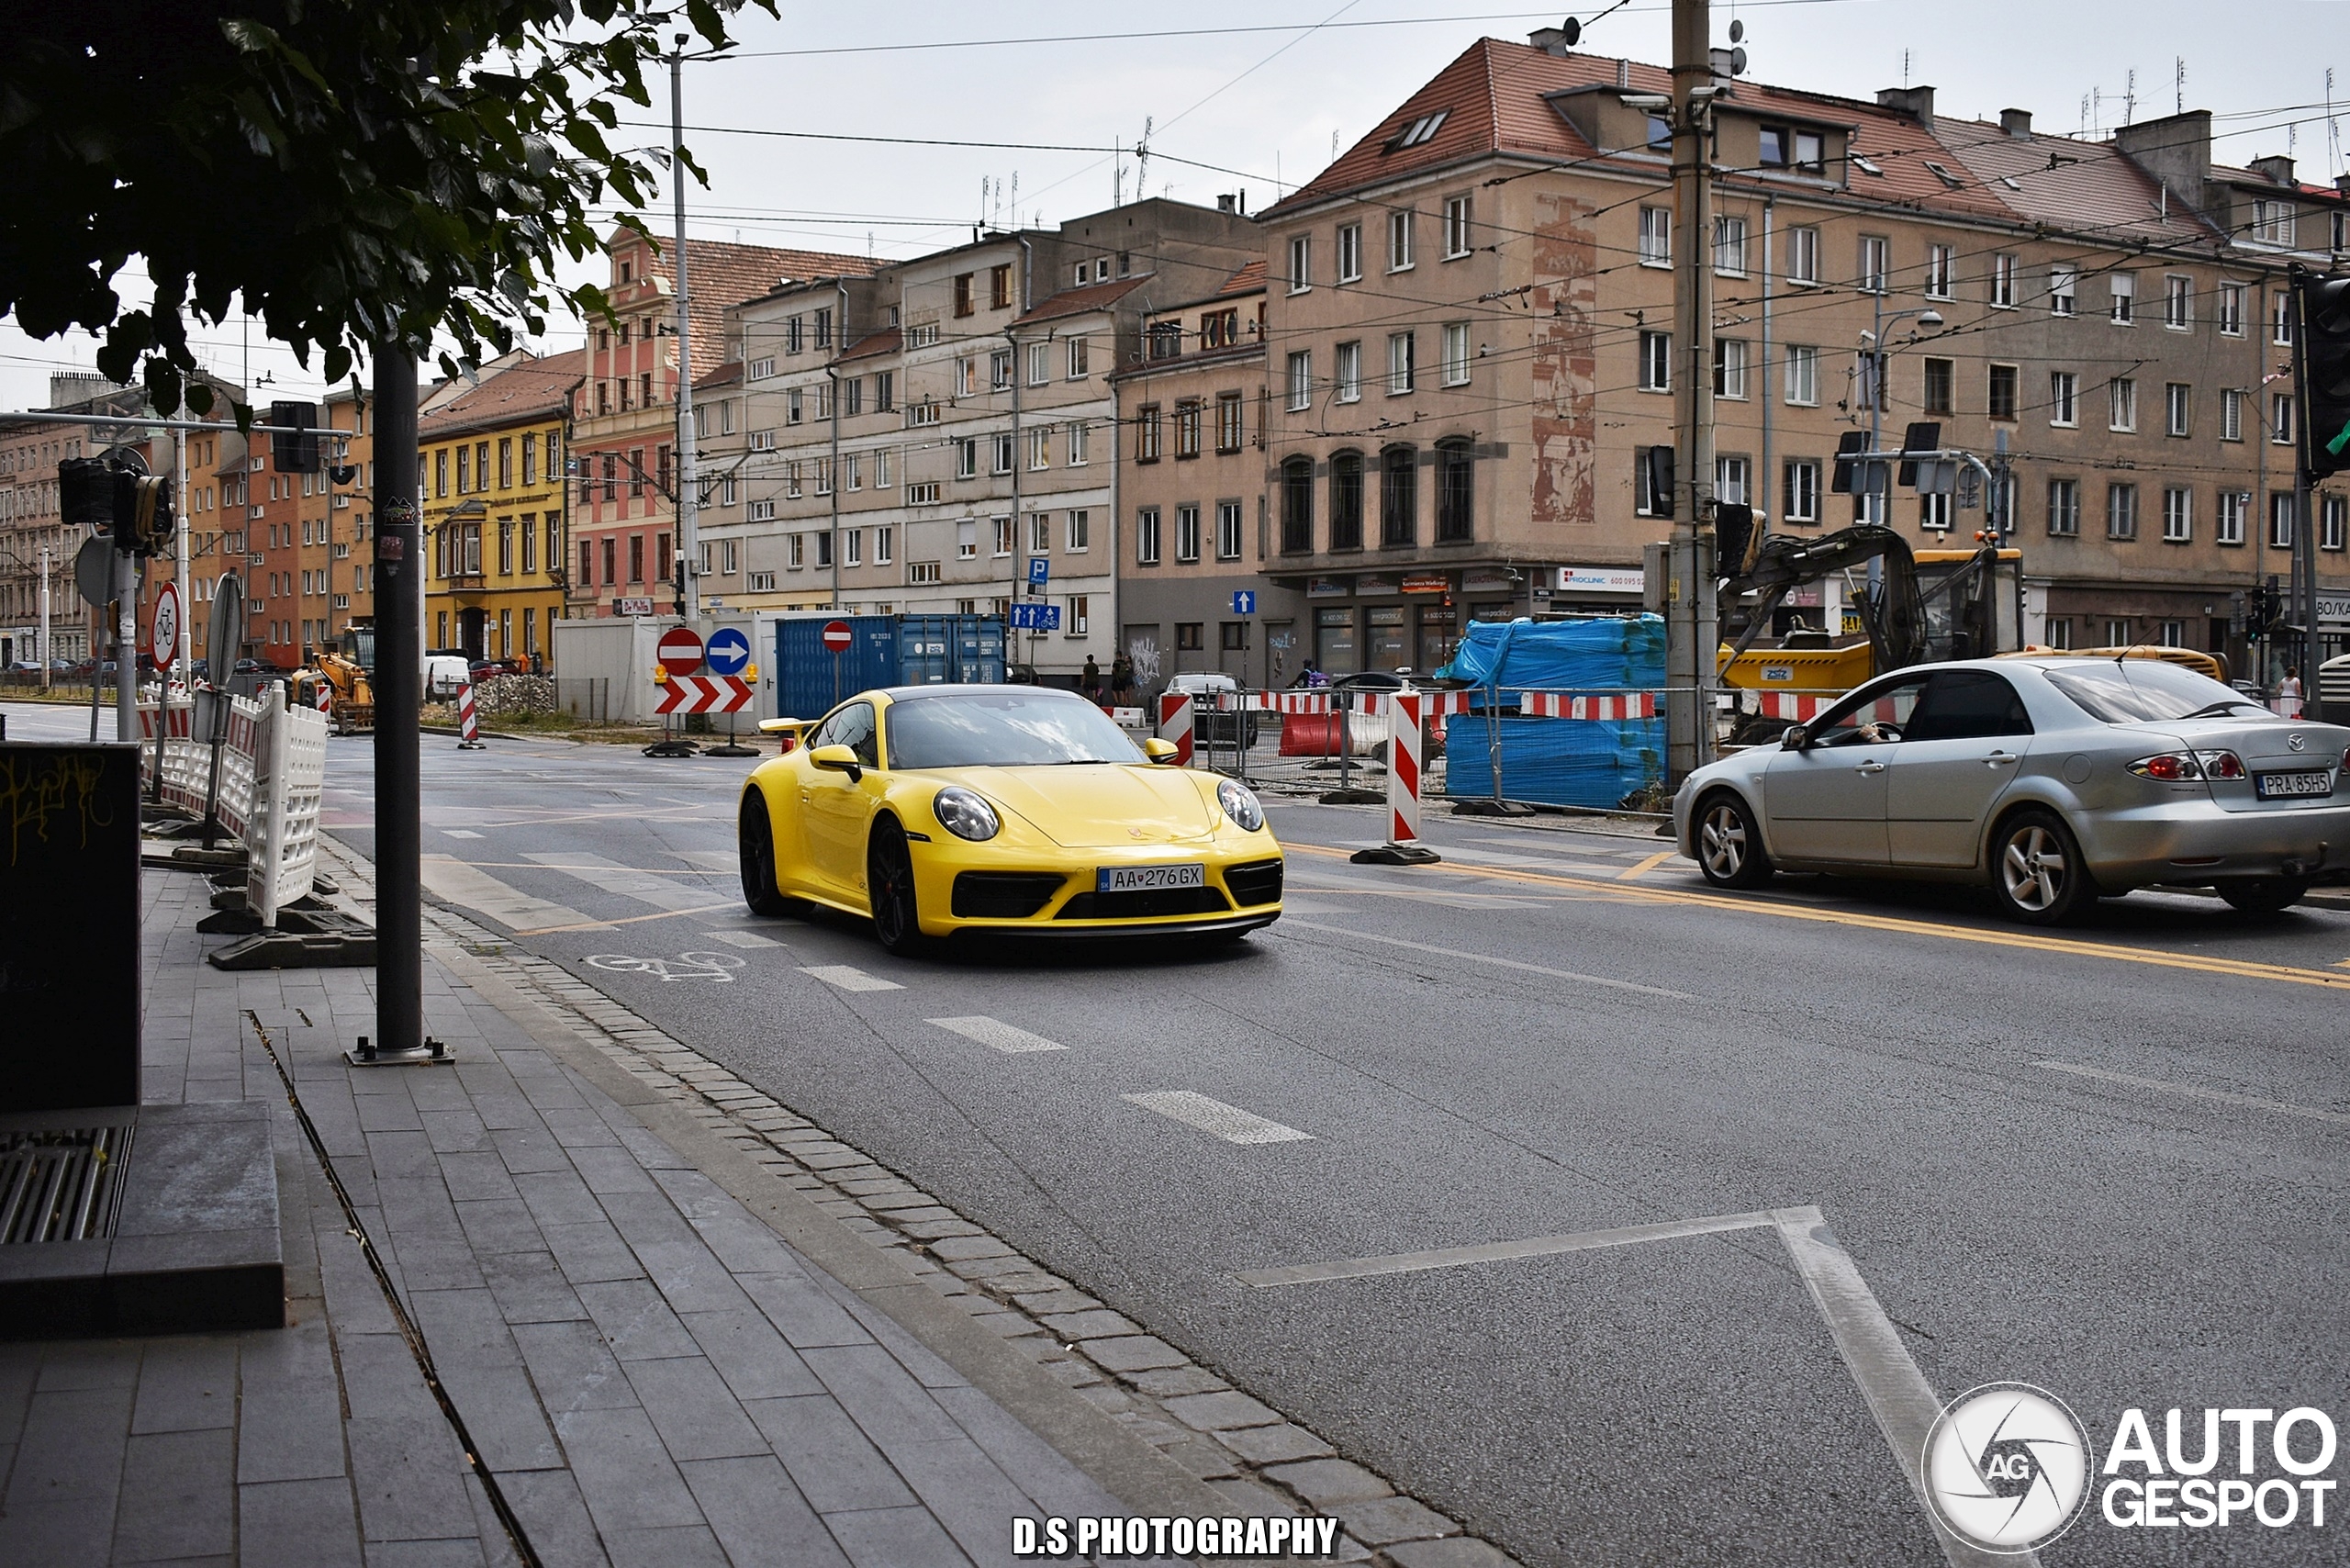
[1438,687,1668,812]
[456,681,487,749]
[1156,692,1195,767]
[140,683,329,922]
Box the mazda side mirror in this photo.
[808,743,862,781]
[1781,724,1808,750]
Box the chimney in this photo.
[1617,59,1631,90]
[1999,108,2032,139]
[2115,111,2212,218]
[2248,153,2296,187]
[1217,193,1237,214]
[1876,85,1934,129]
[1528,27,1574,57]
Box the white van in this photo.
[424,655,471,701]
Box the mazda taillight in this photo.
[2128,750,2244,781]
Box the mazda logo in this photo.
[2288,733,2306,753]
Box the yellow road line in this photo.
[1617,849,1677,881]
[510,902,742,937]
[1283,841,2350,992]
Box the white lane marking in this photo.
[1280,920,1694,1000]
[1236,1212,1777,1288]
[2032,1059,2350,1127]
[442,828,484,839]
[1771,1206,2021,1568]
[675,849,741,871]
[928,1016,1068,1054]
[1124,1091,1311,1146]
[800,964,903,992]
[703,929,782,949]
[419,857,590,932]
[526,850,723,913]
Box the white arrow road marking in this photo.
[800,964,903,992]
[1123,1091,1311,1145]
[927,1016,1067,1054]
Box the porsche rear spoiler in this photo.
[757,717,813,751]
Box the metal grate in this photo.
[0,1126,134,1244]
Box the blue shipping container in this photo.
[772,615,1006,720]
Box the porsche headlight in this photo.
[933,785,1000,841]
[1216,778,1265,832]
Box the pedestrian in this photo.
[2274,666,2304,719]
[1082,655,1102,701]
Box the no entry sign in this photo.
[822,620,853,654]
[657,625,705,678]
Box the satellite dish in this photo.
[1729,18,1745,43]
[1562,17,1580,45]
[1730,46,1748,75]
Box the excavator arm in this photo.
[1718,524,1927,674]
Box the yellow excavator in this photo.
[292,622,376,734]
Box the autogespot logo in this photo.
[1921,1383,2093,1553]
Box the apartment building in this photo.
[569,232,878,622]
[1253,35,2349,678]
[179,422,250,670]
[1112,263,1306,687]
[699,199,1258,682]
[419,350,581,663]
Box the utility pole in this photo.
[373,344,424,1056]
[1666,0,1718,781]
[38,545,50,689]
[174,427,191,675]
[669,39,699,626]
[2289,271,2320,692]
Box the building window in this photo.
[2164,275,2193,330]
[1639,207,1671,267]
[1215,393,1245,453]
[2109,377,2136,432]
[876,526,894,564]
[2270,492,2295,549]
[993,516,1014,557]
[1329,452,1363,551]
[2272,290,2295,346]
[2049,264,2076,316]
[1337,222,1362,283]
[1783,459,1820,524]
[1136,507,1161,566]
[990,349,1013,391]
[2165,383,2191,438]
[1136,406,1162,462]
[1174,400,1203,459]
[1988,363,2019,420]
[1066,337,1089,379]
[2217,282,2246,336]
[2251,198,2295,247]
[2109,272,2135,325]
[2162,487,2192,543]
[1436,442,1472,543]
[1785,226,1818,286]
[1922,357,1953,416]
[2217,490,2248,546]
[877,449,895,487]
[1443,195,1472,257]
[1442,323,1472,387]
[1991,253,2017,308]
[1026,341,1050,386]
[955,440,978,479]
[1380,446,1416,546]
[1066,596,1088,635]
[2106,482,2138,541]
[1715,455,1751,507]
[1388,209,1415,271]
[953,274,974,317]
[2107,619,2132,646]
[1067,422,1088,465]
[2322,494,2346,552]
[991,433,1014,475]
[2049,372,2077,427]
[1287,235,1311,293]
[1215,501,1243,561]
[2272,393,2295,445]
[629,533,645,581]
[1639,331,1671,392]
[2159,620,2186,648]
[2047,478,2080,537]
[1713,338,1749,400]
[904,481,938,505]
[1286,351,1313,411]
[2221,388,2245,442]
[1281,457,1315,552]
[1784,344,1818,406]
[1858,235,1889,295]
[1925,243,1953,298]
[1176,622,1203,652]
[1713,215,1747,277]
[1387,331,1415,395]
[1335,341,1361,403]
[876,370,896,410]
[1176,504,1201,563]
[1919,491,1952,532]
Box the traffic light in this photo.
[2297,272,2350,481]
[127,473,174,557]
[268,400,322,474]
[1641,444,1675,520]
[1830,431,1868,494]
[58,456,173,555]
[60,456,117,533]
[1714,502,1757,576]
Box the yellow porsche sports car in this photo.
[737,685,1284,953]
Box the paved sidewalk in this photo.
[0,864,1147,1565]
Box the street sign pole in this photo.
[373,342,431,1057]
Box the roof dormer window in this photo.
[1923,161,1964,190]
[1388,110,1448,151]
[1851,153,1885,177]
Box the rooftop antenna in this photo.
[1902,49,1911,89]
[2123,68,2135,127]
[1010,170,1019,229]
[2080,93,2091,137]
[1114,140,1125,207]
[2175,56,2186,115]
[1136,118,1153,206]
[2328,67,2341,178]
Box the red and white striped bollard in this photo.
[456,679,487,750]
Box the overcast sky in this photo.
[6,0,2343,415]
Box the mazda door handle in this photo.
[1986,752,2019,767]
[1853,760,1886,774]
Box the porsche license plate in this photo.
[2255,769,2334,799]
[1097,863,1204,893]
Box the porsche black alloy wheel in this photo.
[738,794,792,917]
[867,821,927,956]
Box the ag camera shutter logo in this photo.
[1921,1383,2092,1552]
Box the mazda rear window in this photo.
[2042,661,2265,724]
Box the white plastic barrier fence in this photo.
[139,683,328,924]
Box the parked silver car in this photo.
[1673,657,2350,923]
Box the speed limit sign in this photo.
[150,580,182,670]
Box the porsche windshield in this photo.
[886,693,1143,768]
[2041,660,2267,724]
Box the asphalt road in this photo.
[34,700,2349,1567]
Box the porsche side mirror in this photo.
[1141,738,1179,763]
[1781,724,1808,750]
[809,743,862,781]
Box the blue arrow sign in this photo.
[1027,556,1050,588]
[1231,590,1256,615]
[703,625,752,677]
[1008,602,1062,632]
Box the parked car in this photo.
[1164,671,1259,747]
[468,657,526,681]
[423,655,471,700]
[1674,657,2350,923]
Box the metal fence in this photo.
[556,677,613,723]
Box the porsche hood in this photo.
[957,765,1218,848]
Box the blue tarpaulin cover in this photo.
[1438,618,1666,807]
[1436,614,1666,690]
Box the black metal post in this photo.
[373,346,423,1054]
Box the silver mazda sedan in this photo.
[1673,657,2350,923]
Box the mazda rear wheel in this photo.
[1989,808,2094,924]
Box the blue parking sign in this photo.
[1027,556,1050,588]
[703,625,752,677]
[1231,590,1256,615]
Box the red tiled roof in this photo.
[1936,118,2215,248]
[1014,274,1152,326]
[1216,260,1268,297]
[837,327,902,364]
[420,350,586,438]
[624,234,882,378]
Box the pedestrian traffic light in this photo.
[2296,272,2350,481]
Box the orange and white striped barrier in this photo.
[1157,691,1194,767]
[1350,691,1440,866]
[456,680,487,750]
[1519,691,1659,720]
[1751,690,1895,724]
